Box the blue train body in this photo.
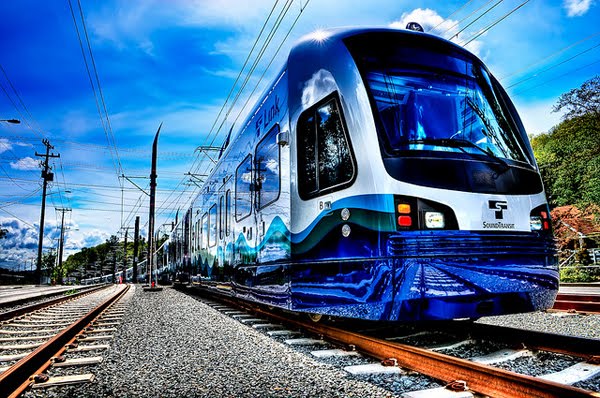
[168,27,558,321]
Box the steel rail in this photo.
[0,284,129,397]
[465,323,600,359]
[242,304,600,398]
[553,293,600,313]
[0,285,108,322]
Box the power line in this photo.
[499,30,600,81]
[161,0,312,231]
[506,41,600,89]
[0,63,45,139]
[438,0,496,36]
[431,0,477,33]
[156,0,300,227]
[67,0,124,195]
[513,58,600,96]
[203,0,282,150]
[460,0,531,47]
[447,0,503,40]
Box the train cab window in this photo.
[297,94,356,200]
[219,195,224,240]
[209,204,217,247]
[235,155,253,221]
[201,213,208,249]
[255,125,280,210]
[225,189,231,236]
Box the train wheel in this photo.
[308,313,322,323]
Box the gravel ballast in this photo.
[23,285,399,398]
[477,311,600,339]
[18,285,600,397]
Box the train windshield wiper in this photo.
[408,138,510,172]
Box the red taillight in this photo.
[541,211,551,231]
[398,215,412,227]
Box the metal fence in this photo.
[560,248,600,268]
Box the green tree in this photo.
[553,75,600,119]
[531,76,600,209]
[41,251,57,282]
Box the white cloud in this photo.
[301,69,337,108]
[0,138,12,154]
[563,0,594,16]
[389,8,448,32]
[10,157,39,170]
[89,0,276,56]
[0,138,34,155]
[176,0,277,27]
[0,217,45,270]
[389,8,484,57]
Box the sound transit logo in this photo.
[488,200,508,219]
[483,200,514,229]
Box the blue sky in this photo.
[1,0,599,271]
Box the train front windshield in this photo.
[346,33,534,166]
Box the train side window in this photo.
[201,212,208,249]
[219,195,224,240]
[196,220,201,250]
[194,221,197,251]
[255,124,280,210]
[297,93,356,199]
[209,204,217,247]
[192,221,196,251]
[235,155,253,221]
[225,189,231,236]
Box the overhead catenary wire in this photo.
[153,0,312,241]
[161,0,296,219]
[68,0,123,179]
[436,0,496,36]
[513,58,600,96]
[154,0,303,229]
[430,0,477,33]
[499,30,600,81]
[68,0,127,232]
[459,0,531,47]
[446,0,503,40]
[0,64,45,140]
[506,41,600,89]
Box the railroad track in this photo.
[0,286,105,314]
[552,293,600,314]
[181,287,600,398]
[0,285,107,322]
[0,284,129,397]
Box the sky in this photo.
[1,0,599,272]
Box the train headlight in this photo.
[341,208,351,221]
[530,216,543,231]
[425,212,445,229]
[341,224,351,237]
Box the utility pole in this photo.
[112,244,117,284]
[35,139,59,284]
[122,227,128,283]
[56,208,71,282]
[147,123,162,288]
[133,216,139,283]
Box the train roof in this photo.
[289,25,482,66]
[195,26,483,201]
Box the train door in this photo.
[255,124,286,262]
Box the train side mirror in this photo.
[277,131,289,146]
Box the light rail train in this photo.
[168,25,558,321]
